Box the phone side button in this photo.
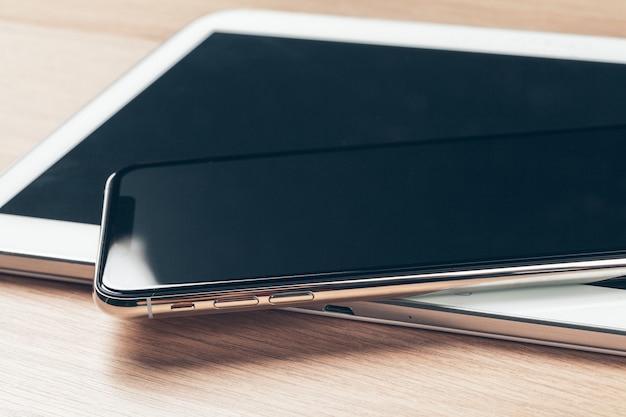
[212,297,259,309]
[268,292,315,305]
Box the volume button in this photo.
[269,292,315,305]
[213,297,259,309]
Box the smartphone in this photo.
[94,125,626,318]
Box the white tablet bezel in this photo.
[2,10,626,287]
[291,284,626,356]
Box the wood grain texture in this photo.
[2,274,626,416]
[2,1,626,415]
[2,0,626,40]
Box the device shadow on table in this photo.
[111,304,626,371]
[1,273,623,373]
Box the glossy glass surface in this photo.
[101,127,626,290]
[3,33,626,224]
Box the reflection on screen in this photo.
[3,33,626,224]
[102,126,626,290]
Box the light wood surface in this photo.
[2,1,626,415]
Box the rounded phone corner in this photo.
[92,285,150,319]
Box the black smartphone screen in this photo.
[101,126,626,290]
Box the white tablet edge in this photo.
[288,285,626,356]
[3,9,626,281]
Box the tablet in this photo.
[293,282,626,356]
[2,10,626,353]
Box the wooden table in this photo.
[2,1,626,415]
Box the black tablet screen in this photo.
[2,32,626,226]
